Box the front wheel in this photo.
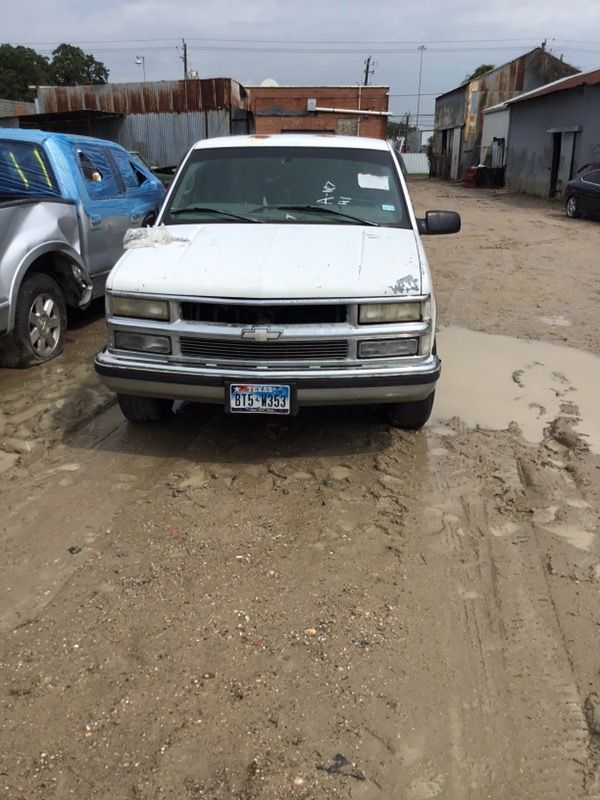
[0,273,66,368]
[386,391,435,430]
[565,195,581,218]
[117,393,173,423]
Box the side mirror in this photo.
[417,210,461,235]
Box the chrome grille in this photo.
[179,337,348,361]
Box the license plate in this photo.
[228,383,292,415]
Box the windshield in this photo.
[162,145,410,227]
[0,139,60,200]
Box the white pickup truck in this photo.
[95,134,460,428]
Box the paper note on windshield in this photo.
[358,173,389,191]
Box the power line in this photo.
[14,35,590,46]
[14,35,600,55]
[31,43,600,57]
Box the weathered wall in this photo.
[431,87,466,177]
[506,84,600,197]
[0,99,35,129]
[461,50,576,173]
[36,79,249,114]
[91,110,231,167]
[522,49,578,92]
[248,86,389,139]
[0,99,35,117]
[26,79,252,166]
[433,48,577,179]
[19,109,236,167]
[481,108,510,151]
[434,86,466,131]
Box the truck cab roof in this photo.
[191,133,392,152]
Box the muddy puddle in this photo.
[435,326,600,453]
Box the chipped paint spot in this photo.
[388,274,420,294]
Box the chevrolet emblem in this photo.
[241,326,283,342]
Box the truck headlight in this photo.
[111,295,170,321]
[114,332,171,354]
[358,339,419,358]
[359,302,421,324]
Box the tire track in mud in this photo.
[0,410,413,799]
[0,404,220,632]
[489,518,589,798]
[1,409,599,799]
[375,425,594,799]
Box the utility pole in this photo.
[404,112,410,152]
[182,38,188,79]
[363,56,373,86]
[415,45,425,137]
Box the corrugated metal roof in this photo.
[436,50,539,98]
[484,66,600,113]
[0,98,36,117]
[436,47,576,100]
[505,66,600,105]
[36,79,249,115]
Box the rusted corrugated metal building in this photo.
[18,79,252,167]
[247,85,390,139]
[8,80,389,166]
[431,48,577,180]
[0,99,36,128]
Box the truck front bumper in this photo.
[95,349,441,406]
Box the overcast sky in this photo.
[4,0,600,127]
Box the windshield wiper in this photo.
[169,206,263,223]
[260,204,379,227]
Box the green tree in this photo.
[0,44,51,101]
[465,64,496,82]
[50,43,108,85]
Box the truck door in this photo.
[73,143,132,295]
[108,147,162,226]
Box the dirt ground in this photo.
[1,179,600,800]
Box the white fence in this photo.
[400,153,430,175]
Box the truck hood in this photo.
[108,223,423,299]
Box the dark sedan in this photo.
[565,166,600,218]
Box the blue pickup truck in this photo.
[0,129,165,367]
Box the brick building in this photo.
[248,85,389,139]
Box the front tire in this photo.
[566,195,580,218]
[0,273,66,368]
[386,391,435,430]
[117,393,173,423]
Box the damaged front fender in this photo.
[0,198,92,332]
[72,262,93,307]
